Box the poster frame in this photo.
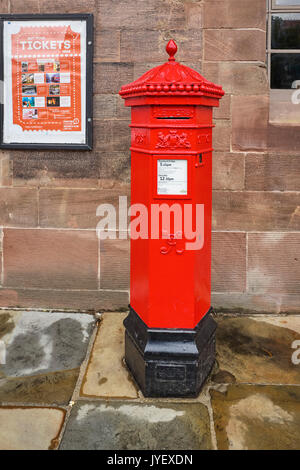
[0,13,93,150]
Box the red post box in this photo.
[119,40,224,397]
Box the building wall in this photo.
[0,0,299,314]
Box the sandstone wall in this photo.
[0,0,299,313]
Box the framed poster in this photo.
[0,14,93,149]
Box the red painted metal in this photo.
[120,40,224,329]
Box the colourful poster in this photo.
[3,20,87,145]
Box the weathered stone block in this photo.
[39,0,95,13]
[81,312,138,398]
[212,232,246,292]
[99,151,130,189]
[0,310,94,405]
[0,188,38,227]
[215,316,300,385]
[204,30,265,62]
[110,119,131,152]
[0,371,79,407]
[213,191,300,231]
[120,30,168,63]
[116,94,131,120]
[96,0,188,30]
[60,400,212,450]
[121,29,202,63]
[212,293,300,314]
[276,294,300,313]
[214,94,231,120]
[204,0,266,29]
[245,153,300,191]
[212,292,280,314]
[94,30,120,62]
[0,153,12,186]
[0,0,9,12]
[94,94,117,119]
[93,120,114,150]
[39,188,129,229]
[213,152,245,190]
[268,124,300,152]
[3,229,99,289]
[0,407,65,450]
[100,233,130,290]
[10,0,39,13]
[0,287,129,311]
[94,120,131,152]
[185,1,203,29]
[213,120,231,151]
[202,62,268,95]
[248,233,300,295]
[11,150,99,187]
[232,96,268,151]
[211,385,300,450]
[94,62,134,95]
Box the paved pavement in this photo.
[0,310,300,450]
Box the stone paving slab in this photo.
[211,384,300,450]
[60,400,212,450]
[81,312,138,399]
[0,310,95,404]
[0,406,65,450]
[214,316,300,385]
[1,311,300,450]
[0,369,79,405]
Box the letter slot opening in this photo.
[156,116,191,120]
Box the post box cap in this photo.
[119,39,224,100]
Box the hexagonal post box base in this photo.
[123,306,217,398]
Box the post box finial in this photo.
[166,39,177,61]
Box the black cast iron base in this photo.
[123,306,217,398]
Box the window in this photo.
[267,0,300,123]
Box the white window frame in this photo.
[267,0,300,123]
[272,0,300,10]
[267,0,300,86]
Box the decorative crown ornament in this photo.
[119,39,224,99]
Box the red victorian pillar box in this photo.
[119,40,224,397]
